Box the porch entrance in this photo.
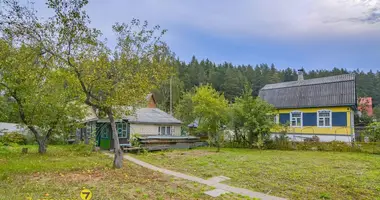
[99,125,111,150]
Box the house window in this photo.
[317,110,332,127]
[86,122,95,138]
[290,111,302,127]
[101,126,109,139]
[158,126,173,135]
[117,122,128,138]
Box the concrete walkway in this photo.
[122,154,286,200]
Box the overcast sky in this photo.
[31,0,380,71]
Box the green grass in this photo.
[0,144,110,179]
[0,145,242,200]
[135,148,380,200]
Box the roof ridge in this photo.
[261,73,355,90]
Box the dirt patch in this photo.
[27,169,106,184]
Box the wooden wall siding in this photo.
[332,112,347,126]
[303,113,317,126]
[259,74,356,109]
[275,107,353,135]
[278,111,347,127]
[279,113,290,124]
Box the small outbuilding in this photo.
[81,94,189,150]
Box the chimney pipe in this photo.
[297,69,304,81]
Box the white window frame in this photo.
[274,114,279,124]
[290,111,303,127]
[158,126,173,136]
[317,110,332,128]
[116,122,128,138]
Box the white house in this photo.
[0,122,26,136]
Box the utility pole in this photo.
[170,76,173,115]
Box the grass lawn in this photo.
[135,148,380,200]
[0,145,243,200]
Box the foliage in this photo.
[2,132,26,145]
[131,133,142,147]
[230,85,276,147]
[0,96,19,123]
[0,0,172,167]
[174,90,196,133]
[192,85,228,152]
[364,122,380,142]
[355,112,373,126]
[152,55,380,116]
[373,106,380,121]
[0,40,84,153]
[263,134,292,150]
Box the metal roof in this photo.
[126,108,182,124]
[95,108,182,125]
[259,74,356,109]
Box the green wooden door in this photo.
[99,125,110,150]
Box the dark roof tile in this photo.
[259,74,356,108]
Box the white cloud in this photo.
[88,0,380,41]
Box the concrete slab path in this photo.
[121,154,286,200]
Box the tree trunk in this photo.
[27,125,47,154]
[37,139,47,154]
[106,108,123,169]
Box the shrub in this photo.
[47,135,65,145]
[364,122,380,142]
[264,136,363,153]
[264,133,292,150]
[131,133,142,147]
[2,132,27,145]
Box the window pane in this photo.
[319,111,331,117]
[161,126,166,135]
[296,118,301,126]
[319,118,324,126]
[292,113,301,118]
[158,127,160,135]
[292,120,296,126]
[166,127,171,135]
[325,118,330,126]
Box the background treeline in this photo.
[154,56,380,115]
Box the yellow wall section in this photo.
[276,107,353,135]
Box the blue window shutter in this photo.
[332,112,347,126]
[303,113,317,126]
[279,113,290,124]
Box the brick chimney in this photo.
[146,93,157,108]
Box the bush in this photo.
[2,132,27,145]
[264,135,363,152]
[264,134,292,150]
[364,122,380,142]
[131,133,142,147]
[48,135,66,145]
